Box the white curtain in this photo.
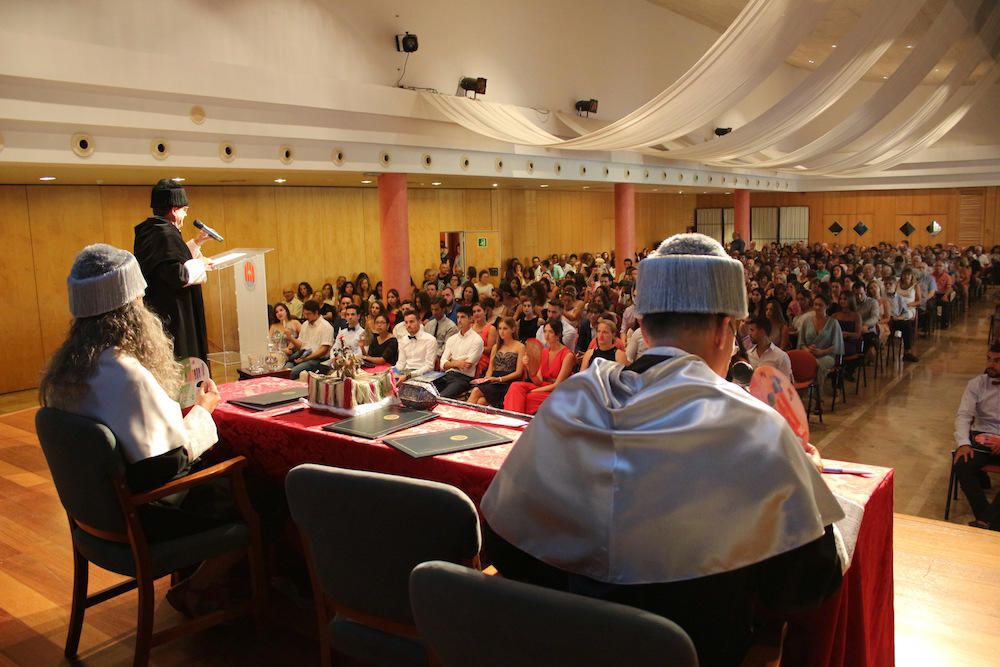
[747,0,981,169]
[751,207,778,245]
[420,0,833,150]
[779,207,810,243]
[696,208,723,244]
[665,0,921,163]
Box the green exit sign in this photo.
[477,237,488,247]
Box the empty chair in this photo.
[285,465,482,667]
[35,407,266,667]
[787,349,822,423]
[409,561,699,667]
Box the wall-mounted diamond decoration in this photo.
[853,221,869,236]
[926,220,942,236]
[899,221,915,236]
[828,221,843,235]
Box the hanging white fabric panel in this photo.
[747,0,982,169]
[420,0,833,150]
[751,207,779,245]
[779,207,810,243]
[722,208,735,244]
[666,0,922,163]
[696,209,723,244]
[804,5,1000,174]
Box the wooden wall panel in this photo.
[0,187,45,393]
[26,186,105,361]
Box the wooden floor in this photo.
[0,301,998,665]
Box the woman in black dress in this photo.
[361,313,398,366]
[469,317,525,408]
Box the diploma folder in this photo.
[321,405,438,439]
[383,426,512,458]
[228,387,308,411]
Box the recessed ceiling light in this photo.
[831,44,837,48]
[652,188,659,192]
[724,191,731,194]
[431,181,442,186]
[539,184,549,188]
[38,176,56,181]
[882,75,888,80]
[808,59,815,64]
[582,186,590,190]
[906,45,913,49]
[172,177,185,182]
[492,183,499,187]
[274,178,287,184]
[361,179,372,184]
[678,190,684,194]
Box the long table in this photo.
[213,377,894,667]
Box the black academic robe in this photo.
[133,217,209,362]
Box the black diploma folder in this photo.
[321,405,438,439]
[228,387,308,411]
[383,426,512,458]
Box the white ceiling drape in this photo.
[418,0,999,177]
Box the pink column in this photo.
[614,183,636,272]
[733,188,750,244]
[378,174,411,302]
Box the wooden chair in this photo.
[944,451,1000,520]
[34,408,267,667]
[787,350,822,423]
[410,561,699,667]
[285,464,482,667]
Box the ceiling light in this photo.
[724,191,731,194]
[678,190,684,194]
[539,184,549,188]
[906,45,913,49]
[574,99,599,116]
[808,59,815,64]
[431,181,442,186]
[492,183,499,187]
[458,76,487,98]
[38,176,56,181]
[274,178,287,183]
[172,177,185,182]
[831,44,837,48]
[361,179,373,184]
[882,76,888,80]
[582,186,590,190]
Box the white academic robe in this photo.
[55,348,217,464]
[482,346,844,585]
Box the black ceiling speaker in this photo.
[575,99,599,116]
[459,77,488,98]
[714,127,732,137]
[926,220,942,235]
[828,221,843,235]
[853,221,869,236]
[395,32,419,53]
[899,221,915,236]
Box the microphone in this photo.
[193,219,224,242]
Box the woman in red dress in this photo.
[504,319,575,414]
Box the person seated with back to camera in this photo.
[432,306,484,399]
[482,234,843,667]
[469,317,526,408]
[284,300,334,380]
[40,243,251,617]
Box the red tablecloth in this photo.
[214,378,893,667]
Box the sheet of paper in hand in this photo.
[749,365,810,451]
[177,357,211,409]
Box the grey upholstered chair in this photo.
[35,407,266,667]
[285,464,482,667]
[409,560,700,667]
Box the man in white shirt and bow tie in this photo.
[393,311,437,380]
[335,304,365,356]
